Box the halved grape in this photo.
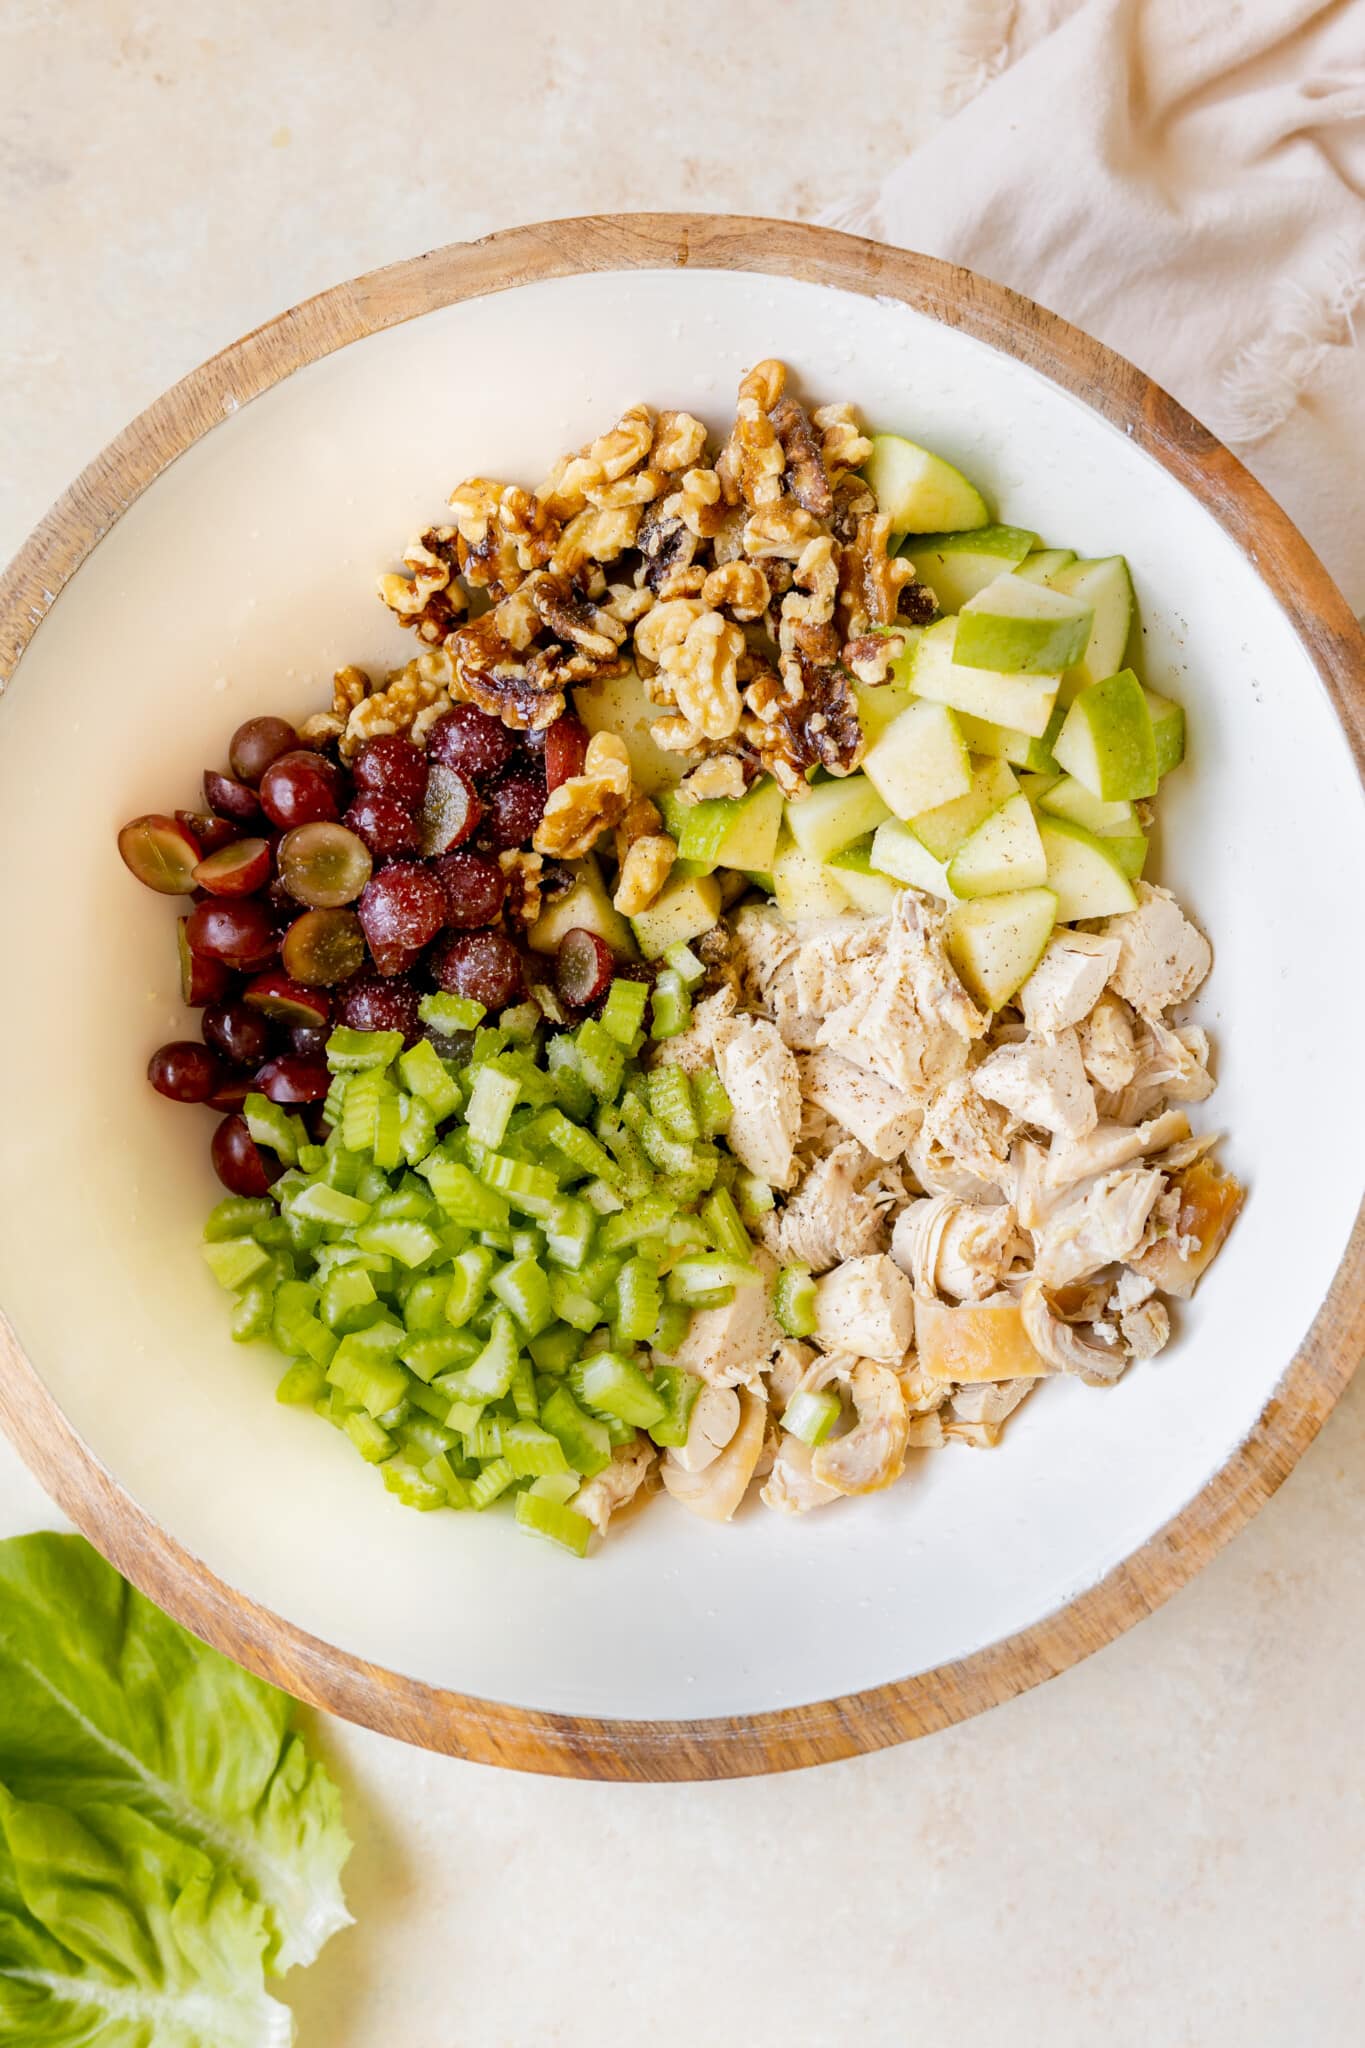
[192,836,273,896]
[485,772,547,850]
[556,926,615,1007]
[278,821,372,907]
[242,970,331,1027]
[281,907,366,986]
[254,1056,331,1104]
[203,999,273,1067]
[118,815,201,894]
[352,733,430,807]
[207,1072,253,1114]
[336,973,422,1044]
[186,897,278,969]
[211,1114,281,1195]
[147,1041,223,1104]
[345,795,419,859]
[203,771,262,824]
[229,715,298,785]
[544,714,589,791]
[419,763,481,856]
[430,929,525,1010]
[357,862,446,974]
[259,750,344,830]
[287,1021,330,1058]
[177,919,233,1006]
[427,703,518,781]
[177,808,238,856]
[433,850,506,929]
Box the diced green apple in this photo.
[1052,667,1158,801]
[863,434,989,535]
[955,705,1066,774]
[854,676,917,743]
[953,575,1095,676]
[868,819,956,900]
[1102,831,1149,880]
[863,697,972,821]
[573,666,680,795]
[1014,547,1077,584]
[828,839,906,914]
[1144,686,1186,778]
[629,870,723,958]
[1038,773,1138,835]
[771,835,855,921]
[911,757,1018,860]
[948,888,1059,1010]
[785,773,891,862]
[1047,555,1134,697]
[946,792,1048,899]
[911,617,1060,738]
[528,854,637,957]
[902,524,1037,611]
[1017,769,1063,803]
[1037,816,1138,920]
[671,775,784,875]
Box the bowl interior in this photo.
[1,266,1362,1721]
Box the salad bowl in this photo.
[1,215,1362,1779]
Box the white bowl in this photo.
[1,218,1362,1777]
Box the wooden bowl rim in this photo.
[2,213,1363,1780]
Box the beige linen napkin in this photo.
[826,0,1365,608]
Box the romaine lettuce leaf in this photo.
[0,1536,350,1973]
[0,1782,293,2046]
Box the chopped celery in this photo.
[354,1217,441,1269]
[466,1065,520,1147]
[322,1071,350,1133]
[773,1264,818,1339]
[691,1069,732,1139]
[423,1453,474,1508]
[203,1196,274,1242]
[423,1155,511,1232]
[700,1188,752,1263]
[380,1455,447,1510]
[501,1000,542,1044]
[615,1255,662,1345]
[327,1025,404,1071]
[528,1321,581,1374]
[452,1309,519,1400]
[397,1416,458,1461]
[662,940,706,987]
[648,1364,703,1448]
[735,1172,775,1224]
[402,1272,451,1333]
[275,1359,326,1405]
[297,1143,326,1174]
[599,977,649,1045]
[600,1193,677,1254]
[326,1348,409,1419]
[575,1018,626,1099]
[244,1092,303,1165]
[540,1108,620,1186]
[515,1491,593,1556]
[548,1271,603,1334]
[479,1152,559,1216]
[399,1093,438,1167]
[398,1036,460,1117]
[290,1182,372,1228]
[372,1089,403,1172]
[418,992,485,1032]
[503,1420,571,1478]
[445,1245,496,1327]
[572,1351,666,1428]
[321,1264,379,1333]
[401,1332,479,1382]
[202,1237,272,1291]
[344,1411,394,1464]
[540,1385,612,1478]
[648,968,691,1039]
[509,1353,539,1420]
[527,1471,580,1506]
[230,1282,274,1343]
[543,1195,596,1271]
[651,1299,692,1357]
[342,1069,383,1154]
[582,1177,624,1215]
[666,1255,754,1306]
[491,1255,554,1338]
[648,1064,699,1142]
[469,1458,517,1510]
[781,1387,842,1446]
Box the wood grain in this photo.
[1,215,1362,1779]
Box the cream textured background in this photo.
[3,4,1364,2043]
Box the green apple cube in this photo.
[868,819,956,900]
[955,705,1065,774]
[954,575,1095,676]
[946,792,1048,899]
[863,697,972,821]
[629,870,722,958]
[573,665,680,796]
[911,757,1018,860]
[863,433,989,536]
[854,676,917,743]
[1144,686,1186,778]
[785,773,891,862]
[1047,555,1134,697]
[529,853,636,957]
[903,524,1037,611]
[1103,831,1149,880]
[771,836,855,921]
[911,617,1060,738]
[1038,773,1137,835]
[1014,547,1077,584]
[1053,668,1158,801]
[673,775,784,875]
[828,839,906,914]
[1037,816,1137,921]
[1017,769,1063,803]
[948,888,1059,1011]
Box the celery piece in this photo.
[403,1273,451,1334]
[543,1195,596,1271]
[572,1351,667,1428]
[418,991,485,1033]
[330,1316,405,1365]
[230,1282,274,1343]
[354,1217,441,1269]
[469,1458,517,1510]
[547,1271,602,1334]
[322,1071,350,1134]
[322,1142,363,1195]
[599,1193,677,1254]
[297,1143,327,1174]
[469,1025,507,1066]
[372,1089,403,1172]
[593,1111,653,1201]
[491,1255,554,1339]
[635,1116,695,1180]
[321,1264,378,1333]
[527,1471,580,1506]
[662,940,706,987]
[582,1178,624,1216]
[344,1411,394,1464]
[648,1364,703,1448]
[574,1018,626,1100]
[326,1348,409,1420]
[203,1195,275,1242]
[649,968,691,1040]
[453,1309,520,1401]
[398,1036,461,1118]
[244,1092,302,1165]
[397,1416,458,1461]
[599,977,649,1046]
[327,1025,404,1071]
[508,1353,539,1420]
[735,1172,774,1225]
[275,1359,326,1405]
[691,1069,732,1139]
[290,1182,372,1228]
[202,1237,272,1292]
[466,1065,521,1148]
[399,1093,438,1167]
[773,1264,818,1339]
[540,1385,612,1478]
[469,1417,504,1461]
[515,1490,593,1556]
[648,1064,699,1143]
[436,1395,485,1438]
[781,1387,842,1446]
[380,1455,448,1510]
[510,1226,544,1259]
[503,1420,571,1478]
[615,1255,662,1345]
[479,1152,559,1217]
[700,1188,752,1263]
[423,1452,474,1508]
[527,1321,581,1374]
[354,1163,391,1205]
[423,1155,510,1232]
[445,1245,496,1327]
[651,1299,692,1357]
[342,1069,382,1154]
[401,1332,480,1383]
[540,1109,620,1187]
[600,1412,637,1447]
[501,1000,542,1044]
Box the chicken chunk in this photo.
[812,1254,916,1363]
[1045,1107,1191,1188]
[670,1251,782,1388]
[798,1048,920,1161]
[816,893,986,1099]
[916,1075,1014,1194]
[728,903,820,1049]
[973,1029,1098,1140]
[759,1141,887,1272]
[1131,1155,1245,1299]
[1019,931,1121,1036]
[653,986,735,1074]
[1032,1165,1166,1287]
[890,1196,1023,1302]
[788,914,886,1017]
[1097,1016,1214,1125]
[661,1385,768,1521]
[670,1384,741,1474]
[1103,883,1212,1017]
[761,1436,842,1515]
[569,1436,657,1535]
[1078,992,1138,1093]
[710,1009,802,1189]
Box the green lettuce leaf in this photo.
[0,1536,350,1973]
[0,1782,293,2046]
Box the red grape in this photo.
[207,1073,253,1114]
[336,973,422,1044]
[281,908,366,986]
[177,808,238,856]
[259,750,343,830]
[556,927,615,1006]
[147,1040,223,1104]
[427,703,518,781]
[352,733,430,808]
[288,1021,331,1058]
[278,822,372,907]
[345,795,420,859]
[433,850,506,928]
[544,715,589,790]
[203,1000,273,1068]
[203,770,262,824]
[118,814,201,894]
[211,1114,281,1196]
[186,897,278,970]
[430,929,525,1010]
[243,970,331,1027]
[485,772,547,850]
[357,862,446,973]
[419,763,481,856]
[177,919,234,1006]
[254,1056,331,1104]
[230,715,298,785]
[192,836,273,896]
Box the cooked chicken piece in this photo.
[1107,1268,1171,1359]
[1009,1137,1062,1233]
[788,914,886,1016]
[918,1074,1014,1195]
[812,1254,916,1363]
[654,986,735,1074]
[890,1196,1023,1303]
[906,1410,947,1448]
[1032,1166,1166,1287]
[1132,1155,1245,1299]
[895,1358,954,1415]
[816,892,986,1099]
[759,1140,887,1271]
[661,1386,768,1521]
[710,1009,802,1189]
[916,1295,1051,1382]
[761,1436,842,1515]
[810,1358,909,1496]
[1020,1278,1127,1383]
[670,1250,782,1387]
[1045,1108,1191,1188]
[669,1383,741,1474]
[798,1048,921,1161]
[973,1028,1098,1140]
[1078,992,1138,1093]
[948,1379,1037,1428]
[1098,1016,1214,1125]
[763,1339,817,1415]
[728,904,821,1049]
[1103,883,1212,1017]
[1019,931,1121,1036]
[570,1436,657,1535]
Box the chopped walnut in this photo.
[533,731,632,858]
[813,401,873,482]
[770,398,834,519]
[652,410,709,472]
[842,631,907,685]
[448,613,567,731]
[701,560,771,621]
[540,405,655,518]
[614,833,677,915]
[602,581,656,626]
[298,710,345,747]
[614,794,663,861]
[551,503,642,577]
[499,848,544,929]
[498,487,561,572]
[838,510,921,636]
[528,575,627,659]
[678,469,729,541]
[744,648,864,790]
[830,473,878,542]
[679,753,748,801]
[739,359,787,412]
[742,501,824,561]
[639,603,745,742]
[585,470,666,510]
[377,527,467,644]
[635,500,700,593]
[332,664,371,719]
[341,651,452,758]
